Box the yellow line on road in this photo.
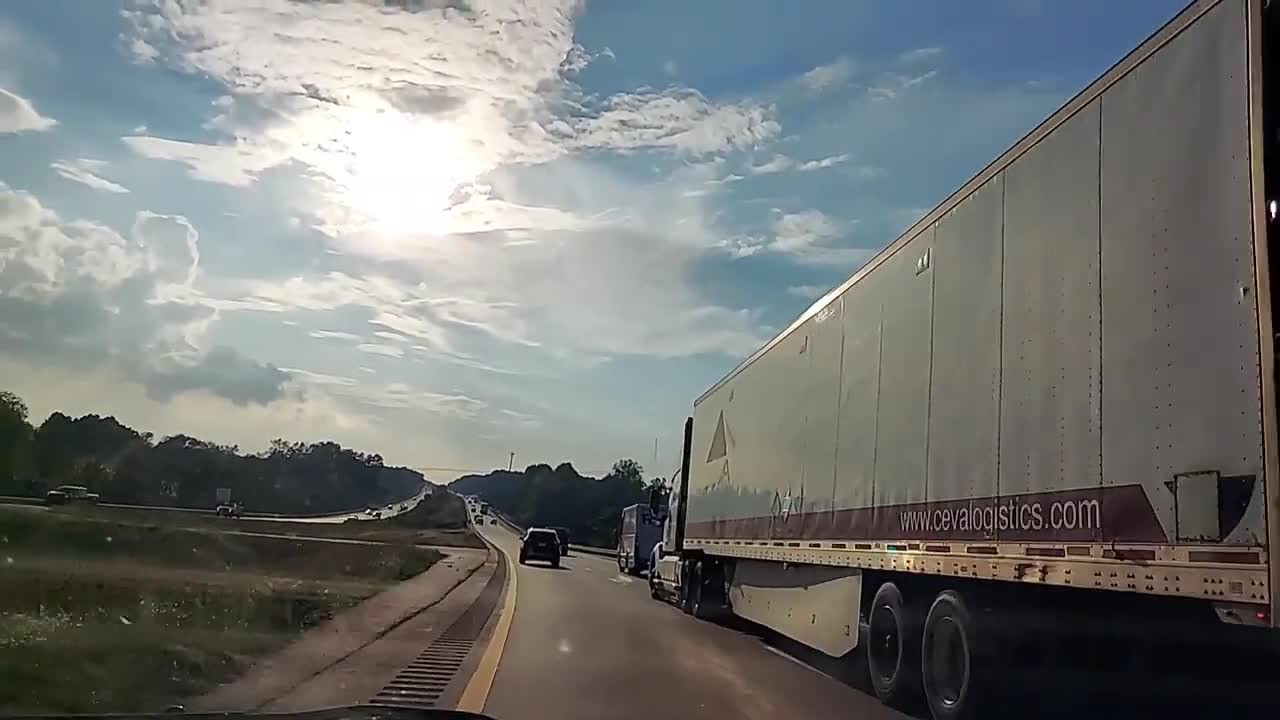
[456,534,517,713]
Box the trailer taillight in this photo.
[1213,602,1270,627]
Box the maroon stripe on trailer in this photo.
[686,484,1167,544]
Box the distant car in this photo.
[490,518,498,525]
[400,503,408,511]
[215,502,243,517]
[519,528,562,567]
[45,485,100,506]
[549,526,571,556]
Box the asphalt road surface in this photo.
[476,522,905,720]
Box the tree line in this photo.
[0,389,424,514]
[450,458,668,548]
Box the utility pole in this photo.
[508,452,515,471]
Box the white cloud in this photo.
[801,57,853,92]
[787,285,828,300]
[279,368,357,387]
[0,184,141,294]
[280,365,487,420]
[133,211,200,287]
[0,183,285,405]
[499,408,540,427]
[771,209,842,253]
[355,343,404,358]
[897,47,944,65]
[358,384,487,419]
[748,154,793,176]
[796,153,850,172]
[121,0,775,202]
[129,37,159,63]
[372,330,409,343]
[0,86,56,133]
[123,135,281,187]
[309,330,361,341]
[709,173,744,185]
[869,70,938,102]
[118,0,770,377]
[726,209,873,268]
[51,159,130,193]
[566,88,779,157]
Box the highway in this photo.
[473,521,905,720]
[0,485,430,523]
[252,486,430,524]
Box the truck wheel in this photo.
[866,582,921,709]
[680,562,697,615]
[922,590,982,720]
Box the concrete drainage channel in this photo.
[372,550,507,708]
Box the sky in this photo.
[0,0,1187,481]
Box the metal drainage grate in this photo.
[372,554,506,708]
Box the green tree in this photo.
[0,390,35,494]
[452,457,655,547]
[610,458,643,485]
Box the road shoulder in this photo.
[189,547,489,712]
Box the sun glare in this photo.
[339,111,479,236]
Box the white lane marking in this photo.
[761,644,839,682]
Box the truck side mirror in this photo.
[648,486,664,517]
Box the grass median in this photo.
[47,490,485,549]
[0,506,444,714]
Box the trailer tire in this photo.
[866,581,921,709]
[922,590,983,720]
[680,561,697,615]
[689,562,706,617]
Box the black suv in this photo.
[519,528,562,567]
[549,526,571,556]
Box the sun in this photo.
[337,110,480,236]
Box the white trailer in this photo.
[652,1,1280,716]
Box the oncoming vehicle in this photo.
[519,528,562,567]
[215,502,243,518]
[44,485,99,506]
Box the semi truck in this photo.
[650,1,1280,717]
[617,503,662,575]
